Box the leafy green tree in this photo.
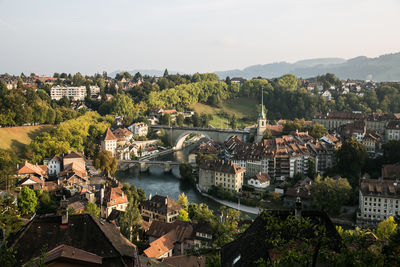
[311,175,352,215]
[17,186,38,215]
[0,150,16,190]
[120,200,142,242]
[179,162,195,186]
[0,193,23,238]
[376,216,397,240]
[336,138,367,186]
[0,243,16,267]
[263,128,272,139]
[305,123,328,139]
[176,114,184,126]
[36,191,56,214]
[85,202,100,218]
[163,68,169,77]
[177,209,190,222]
[382,140,400,164]
[94,150,117,176]
[177,192,189,210]
[277,74,298,91]
[230,114,238,129]
[216,206,240,247]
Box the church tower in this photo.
[255,88,267,142]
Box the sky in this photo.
[0,0,399,75]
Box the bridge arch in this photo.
[174,131,213,150]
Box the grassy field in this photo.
[0,125,53,153]
[189,97,259,128]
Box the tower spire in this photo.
[259,86,265,119]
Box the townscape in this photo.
[0,69,399,266]
[1,0,400,265]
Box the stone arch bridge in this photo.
[151,125,250,150]
[118,160,181,173]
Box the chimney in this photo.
[60,197,69,225]
[295,197,302,219]
[100,186,105,206]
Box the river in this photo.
[115,140,223,212]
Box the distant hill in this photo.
[109,69,182,78]
[215,53,400,81]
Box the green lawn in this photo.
[0,125,53,154]
[189,97,259,128]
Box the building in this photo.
[63,151,85,170]
[362,131,383,157]
[58,162,88,187]
[50,85,100,101]
[313,111,395,133]
[47,155,62,176]
[283,177,313,208]
[17,161,48,179]
[248,172,270,189]
[99,184,129,218]
[357,178,400,225]
[188,140,222,164]
[128,122,149,137]
[145,220,213,258]
[10,213,140,266]
[255,90,267,142]
[113,127,133,145]
[101,128,118,157]
[198,160,245,193]
[385,120,400,141]
[141,195,182,223]
[221,209,341,267]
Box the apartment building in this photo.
[50,85,100,101]
[357,178,400,226]
[198,160,245,193]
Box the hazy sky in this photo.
[0,0,399,75]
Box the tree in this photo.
[382,140,400,164]
[85,202,100,218]
[376,216,397,240]
[311,175,352,215]
[0,150,16,190]
[176,114,184,126]
[179,162,195,186]
[305,123,328,139]
[120,200,142,242]
[0,193,23,238]
[163,68,169,77]
[93,150,117,176]
[177,209,190,222]
[177,192,189,210]
[17,186,38,215]
[336,138,367,186]
[230,114,238,129]
[0,243,16,267]
[36,191,56,214]
[263,128,272,139]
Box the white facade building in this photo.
[50,85,100,101]
[128,122,148,137]
[101,128,117,157]
[357,178,400,225]
[48,155,61,176]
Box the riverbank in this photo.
[198,190,260,215]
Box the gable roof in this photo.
[198,160,245,175]
[18,161,47,177]
[44,244,102,265]
[162,255,206,267]
[147,220,193,243]
[255,172,270,184]
[142,195,182,215]
[10,214,139,266]
[104,128,117,141]
[63,151,84,159]
[144,230,176,259]
[103,186,128,207]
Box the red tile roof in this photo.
[18,161,47,177]
[63,151,84,159]
[144,231,176,259]
[45,244,102,265]
[104,128,117,141]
